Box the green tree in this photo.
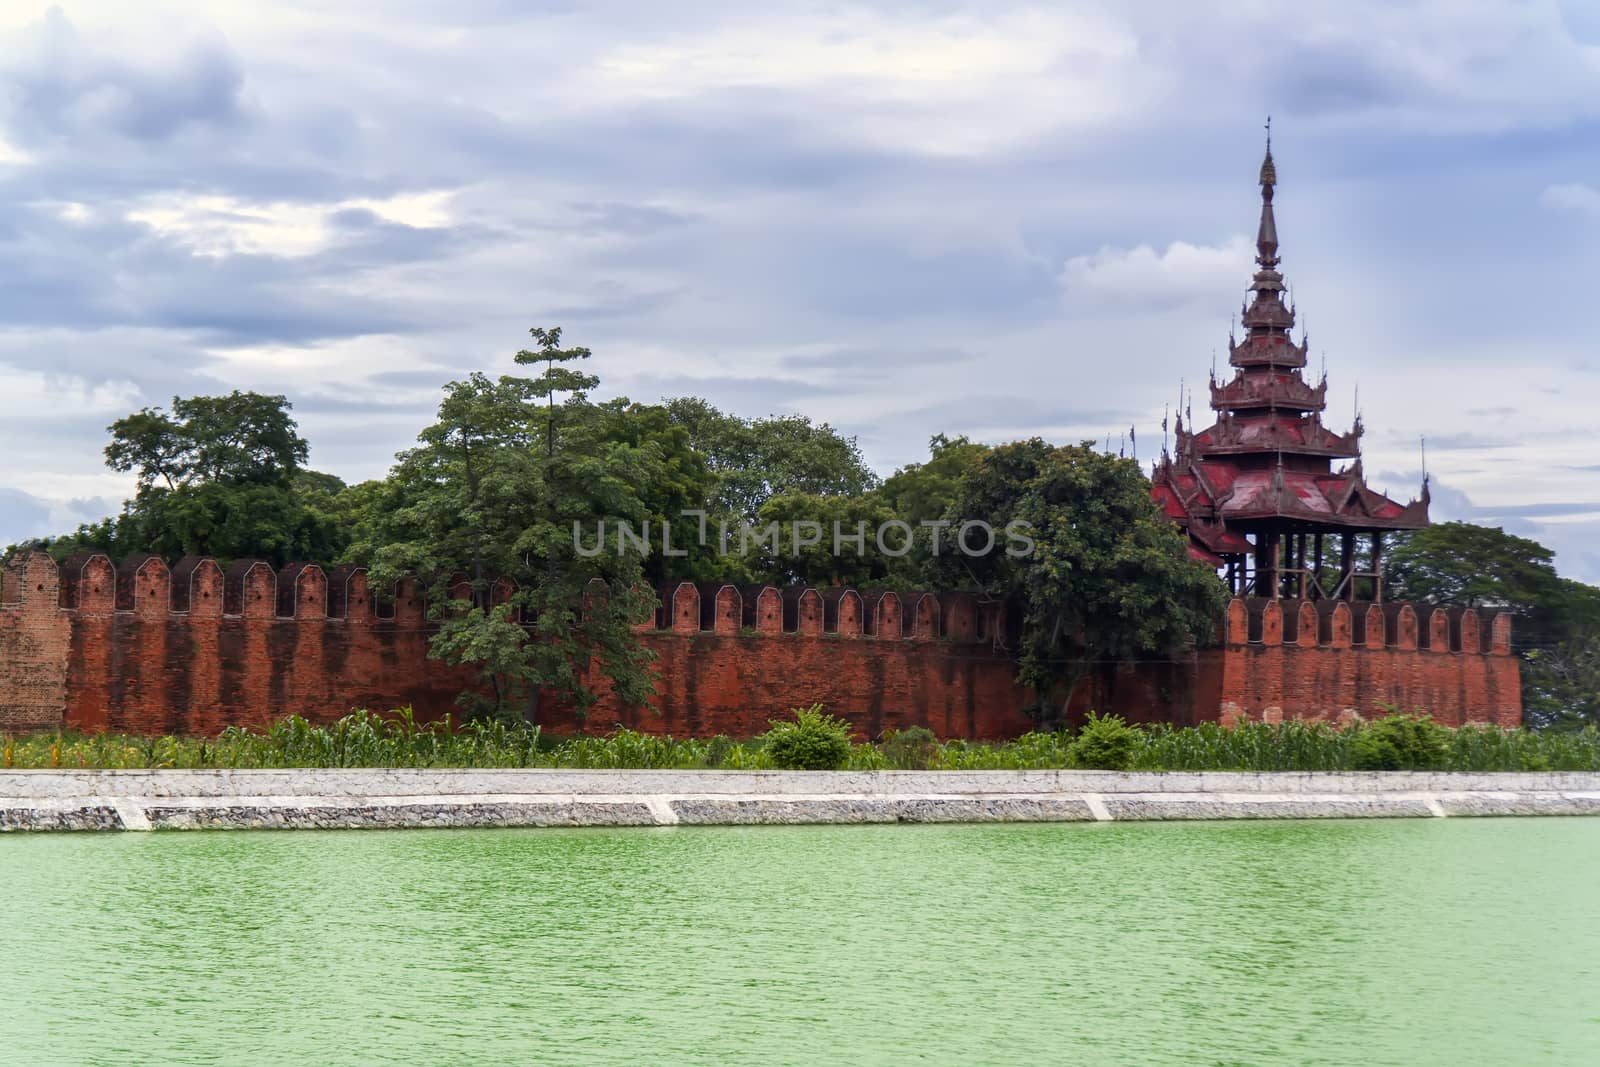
[939,439,1225,727]
[1386,522,1564,614]
[879,433,992,585]
[582,398,720,584]
[663,397,878,521]
[880,434,991,527]
[351,328,664,723]
[106,391,309,488]
[36,392,351,566]
[749,490,901,587]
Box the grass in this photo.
[4,708,1599,772]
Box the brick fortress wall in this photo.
[0,551,1520,737]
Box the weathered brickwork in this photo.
[1217,598,1522,728]
[0,553,1521,738]
[0,553,71,731]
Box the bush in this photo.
[1350,713,1449,770]
[1072,711,1141,771]
[702,734,736,768]
[881,726,940,770]
[760,704,853,770]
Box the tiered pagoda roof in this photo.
[1151,138,1428,568]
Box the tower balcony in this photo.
[1228,333,1308,369]
[1211,374,1326,413]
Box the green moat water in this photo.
[3,819,1598,1065]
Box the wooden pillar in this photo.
[1340,533,1354,601]
[1372,532,1384,604]
[1296,532,1308,598]
[1314,532,1324,598]
[1267,532,1281,600]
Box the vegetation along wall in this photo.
[0,552,1519,738]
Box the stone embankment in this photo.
[2,770,1598,831]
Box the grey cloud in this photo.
[624,374,850,412]
[779,346,974,372]
[569,202,700,235]
[1381,471,1600,584]
[0,490,52,545]
[2,9,246,146]
[544,284,686,323]
[365,369,457,390]
[0,489,121,550]
[1403,432,1520,452]
[0,1,1597,571]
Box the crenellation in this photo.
[670,581,700,633]
[784,587,824,636]
[172,557,225,618]
[1225,598,1249,645]
[1328,602,1353,648]
[291,564,328,620]
[1455,609,1480,656]
[1363,604,1385,650]
[115,554,168,615]
[1490,612,1513,656]
[61,553,116,614]
[1427,608,1451,654]
[942,593,977,642]
[1257,599,1283,646]
[710,585,741,634]
[870,588,908,639]
[751,586,783,634]
[911,593,939,641]
[823,588,863,637]
[391,578,424,625]
[326,565,366,621]
[1295,601,1318,647]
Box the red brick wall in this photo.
[0,553,1523,738]
[0,553,71,732]
[1217,598,1523,728]
[53,554,478,735]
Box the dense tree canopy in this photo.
[349,328,671,722]
[663,397,878,521]
[105,391,310,489]
[935,440,1225,726]
[31,392,350,566]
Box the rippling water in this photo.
[2,819,1597,1065]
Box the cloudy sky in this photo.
[2,1,1599,581]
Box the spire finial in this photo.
[1259,118,1277,191]
[1255,124,1279,265]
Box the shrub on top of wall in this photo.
[1350,713,1450,771]
[1072,711,1140,771]
[760,704,853,770]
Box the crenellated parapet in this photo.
[0,551,448,625]
[648,580,997,643]
[1220,595,1522,729]
[5,553,1011,644]
[2,549,1525,737]
[1225,596,1512,656]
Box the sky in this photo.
[1,0,1599,582]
